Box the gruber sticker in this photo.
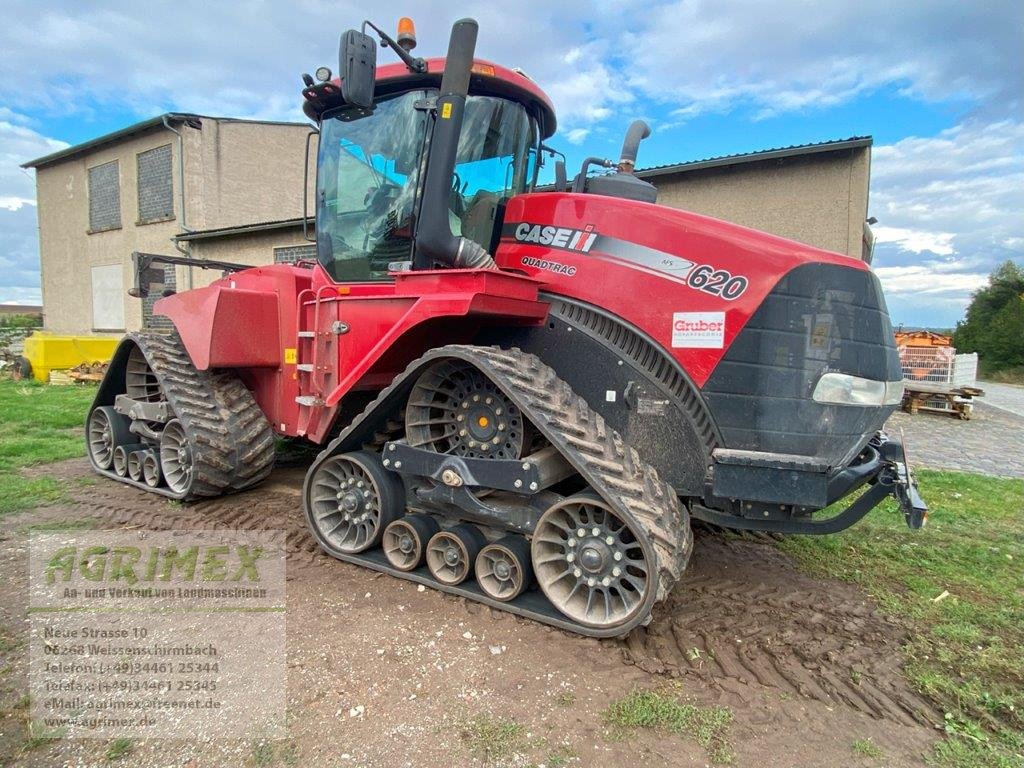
[672,312,725,348]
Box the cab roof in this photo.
[303,57,557,138]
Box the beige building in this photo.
[637,136,873,260]
[22,113,315,334]
[24,121,871,336]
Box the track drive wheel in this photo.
[426,524,486,585]
[382,515,440,571]
[532,495,654,630]
[476,536,532,602]
[87,406,131,470]
[306,451,405,554]
[405,359,525,459]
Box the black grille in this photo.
[702,263,901,466]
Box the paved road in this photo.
[977,381,1024,418]
[885,401,1024,478]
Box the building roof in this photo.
[173,217,311,242]
[21,113,311,170]
[636,136,872,179]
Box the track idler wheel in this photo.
[426,524,486,585]
[160,420,194,495]
[476,535,532,602]
[87,406,131,470]
[306,451,405,554]
[382,515,440,571]
[532,495,654,630]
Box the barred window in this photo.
[136,144,174,223]
[273,244,317,264]
[88,161,121,232]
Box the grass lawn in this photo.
[778,469,1024,768]
[0,379,97,515]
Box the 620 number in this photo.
[686,264,748,300]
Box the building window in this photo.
[87,161,121,233]
[142,266,176,329]
[137,144,174,223]
[273,244,317,264]
[91,264,125,331]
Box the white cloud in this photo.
[617,1,1021,120]
[0,117,67,301]
[0,119,67,202]
[873,265,989,296]
[872,227,955,256]
[869,119,1023,323]
[564,128,590,145]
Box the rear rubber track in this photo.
[90,331,276,500]
[305,344,693,637]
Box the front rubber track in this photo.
[87,330,276,500]
[304,344,693,638]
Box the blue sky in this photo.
[1,1,1021,327]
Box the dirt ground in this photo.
[0,458,942,767]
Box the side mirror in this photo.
[338,29,376,109]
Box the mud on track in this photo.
[4,458,941,767]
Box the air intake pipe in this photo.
[617,120,651,173]
[413,18,496,270]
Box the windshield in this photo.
[317,90,429,281]
[316,91,537,282]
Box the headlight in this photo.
[812,373,904,406]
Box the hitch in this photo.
[874,433,928,529]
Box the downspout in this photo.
[162,115,195,289]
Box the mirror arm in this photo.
[362,20,427,73]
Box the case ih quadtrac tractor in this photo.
[86,18,926,636]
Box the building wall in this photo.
[182,228,314,290]
[33,118,314,335]
[35,127,181,335]
[188,120,315,230]
[651,147,870,258]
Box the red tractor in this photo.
[86,18,926,636]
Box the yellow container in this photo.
[21,332,121,382]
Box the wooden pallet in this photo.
[901,380,984,420]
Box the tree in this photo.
[953,260,1024,373]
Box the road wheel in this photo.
[476,535,532,601]
[426,524,486,585]
[382,515,440,571]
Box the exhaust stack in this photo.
[413,18,496,270]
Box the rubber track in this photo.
[94,331,276,500]
[307,344,693,634]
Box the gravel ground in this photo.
[976,381,1024,418]
[886,401,1024,478]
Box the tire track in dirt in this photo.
[61,461,938,731]
[619,533,936,727]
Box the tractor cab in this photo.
[301,19,557,283]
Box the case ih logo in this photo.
[513,223,597,252]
